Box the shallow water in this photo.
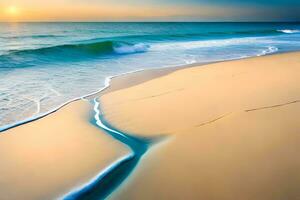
[1,22,300,127]
[63,99,152,200]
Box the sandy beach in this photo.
[1,51,300,200]
[0,100,129,200]
[100,52,300,199]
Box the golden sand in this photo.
[100,52,300,200]
[0,100,129,200]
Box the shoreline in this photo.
[0,61,204,132]
[0,49,292,133]
[1,51,300,199]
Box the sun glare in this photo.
[6,6,19,16]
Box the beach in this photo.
[2,22,300,128]
[0,100,130,200]
[0,51,300,199]
[100,52,300,199]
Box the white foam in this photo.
[278,29,300,34]
[257,46,278,56]
[113,43,150,54]
[150,37,267,51]
[184,59,197,64]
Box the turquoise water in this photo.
[1,22,300,128]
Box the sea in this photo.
[1,22,300,129]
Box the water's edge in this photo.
[0,60,179,132]
[0,57,200,132]
[61,98,154,200]
[0,50,288,133]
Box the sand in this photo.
[100,52,300,200]
[0,100,129,200]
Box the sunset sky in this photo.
[0,0,300,22]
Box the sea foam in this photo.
[278,29,300,34]
[113,43,150,54]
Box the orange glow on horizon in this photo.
[0,1,297,22]
[0,2,252,22]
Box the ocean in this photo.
[1,22,300,128]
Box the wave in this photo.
[277,29,300,34]
[151,37,268,51]
[3,41,150,58]
[75,28,296,47]
[172,30,281,37]
[83,29,285,43]
[1,28,296,59]
[172,29,300,37]
[168,29,300,37]
[0,28,293,42]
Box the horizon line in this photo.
[1,21,300,23]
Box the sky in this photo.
[0,0,299,22]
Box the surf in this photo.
[0,40,149,60]
[277,29,300,34]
